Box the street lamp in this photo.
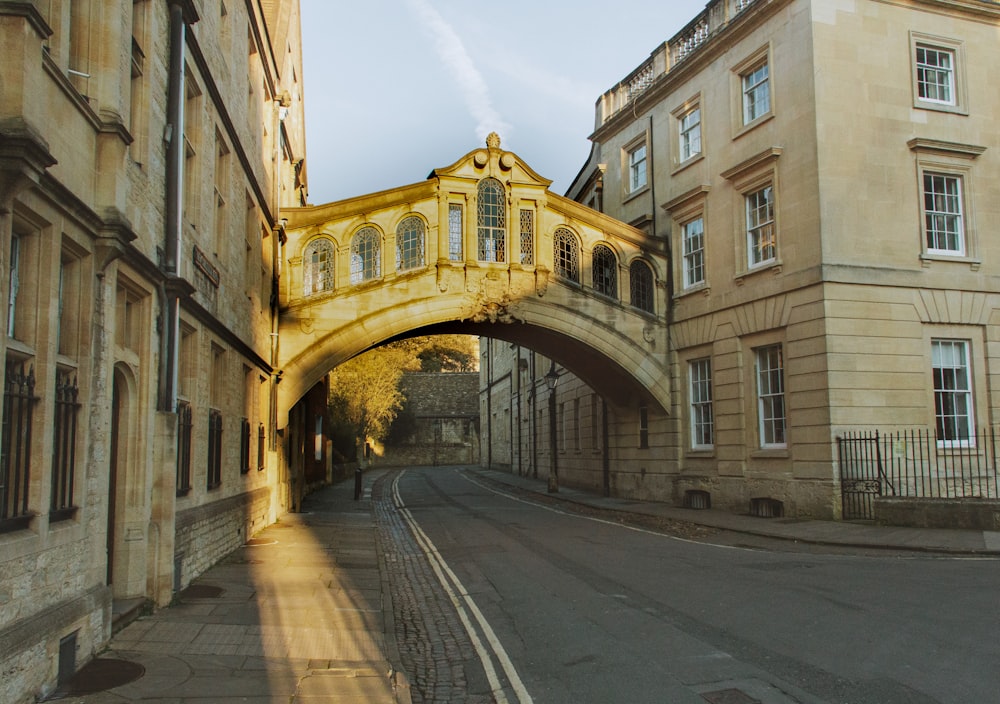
[545,362,559,493]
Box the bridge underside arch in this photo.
[276,291,669,427]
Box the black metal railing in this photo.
[50,370,79,521]
[839,428,1000,519]
[0,362,35,531]
[176,401,193,496]
[207,409,222,489]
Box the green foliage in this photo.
[326,335,479,456]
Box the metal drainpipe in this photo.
[159,1,186,412]
[485,338,492,469]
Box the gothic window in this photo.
[592,244,618,298]
[630,260,654,313]
[553,228,579,283]
[477,178,506,262]
[303,237,334,295]
[396,216,425,271]
[350,227,381,284]
[519,209,534,265]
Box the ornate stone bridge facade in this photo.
[279,135,671,426]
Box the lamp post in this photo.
[545,362,559,493]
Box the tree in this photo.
[327,343,415,460]
[416,334,479,372]
[326,336,479,461]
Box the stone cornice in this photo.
[907,138,986,159]
[0,1,53,38]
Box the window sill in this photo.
[671,153,704,176]
[623,185,650,205]
[675,282,710,300]
[920,253,981,271]
[0,513,35,535]
[733,112,774,140]
[49,506,78,523]
[5,338,36,360]
[912,101,968,116]
[685,448,715,459]
[750,447,789,459]
[734,259,782,284]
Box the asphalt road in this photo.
[382,467,1000,704]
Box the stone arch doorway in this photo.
[108,365,143,598]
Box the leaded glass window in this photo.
[350,227,381,284]
[592,244,617,298]
[629,260,654,313]
[519,209,534,265]
[553,228,579,282]
[303,237,334,295]
[396,216,425,271]
[448,203,463,261]
[477,178,506,262]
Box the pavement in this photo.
[51,466,1000,704]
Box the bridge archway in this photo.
[278,135,671,427]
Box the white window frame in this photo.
[679,106,701,162]
[910,33,967,115]
[922,171,964,256]
[682,217,705,289]
[741,61,770,125]
[745,185,775,268]
[626,141,647,194]
[932,339,974,446]
[755,344,786,449]
[915,45,954,105]
[689,358,714,449]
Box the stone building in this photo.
[0,1,307,701]
[483,0,1000,518]
[382,372,481,467]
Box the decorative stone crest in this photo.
[486,132,501,149]
[469,293,518,324]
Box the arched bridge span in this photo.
[278,135,670,426]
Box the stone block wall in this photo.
[173,488,272,591]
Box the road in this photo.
[373,467,1000,704]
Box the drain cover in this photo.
[50,658,145,697]
[702,689,761,704]
[179,583,224,599]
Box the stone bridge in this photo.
[277,135,670,426]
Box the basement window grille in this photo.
[207,409,223,489]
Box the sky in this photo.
[299,0,709,205]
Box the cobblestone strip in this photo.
[372,471,494,704]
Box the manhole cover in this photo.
[49,658,145,697]
[702,689,761,704]
[179,584,224,599]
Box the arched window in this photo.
[477,178,506,262]
[303,237,334,296]
[629,260,655,313]
[396,216,425,271]
[350,227,381,284]
[553,228,579,282]
[592,244,617,298]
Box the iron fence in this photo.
[839,428,1000,519]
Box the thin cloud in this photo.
[404,0,510,142]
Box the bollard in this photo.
[354,466,363,500]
